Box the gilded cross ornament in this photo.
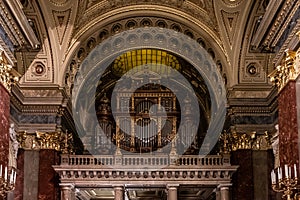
[0,51,19,92]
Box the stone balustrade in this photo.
[60,154,231,167]
[54,154,237,186]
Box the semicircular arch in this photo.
[72,27,227,155]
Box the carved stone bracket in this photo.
[0,51,19,92]
[219,129,273,153]
[269,49,297,91]
[17,130,74,153]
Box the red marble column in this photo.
[38,149,60,200]
[0,83,10,167]
[278,80,299,165]
[14,149,24,200]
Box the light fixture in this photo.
[271,164,298,200]
[0,164,16,197]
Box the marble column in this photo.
[167,184,179,200]
[218,184,231,200]
[60,183,75,200]
[113,185,124,200]
[38,149,59,200]
[278,80,299,165]
[0,83,10,167]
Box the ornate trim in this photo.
[269,49,297,91]
[0,51,19,92]
[17,130,74,153]
[219,130,272,153]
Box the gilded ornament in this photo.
[0,51,19,92]
[219,130,272,153]
[269,49,298,91]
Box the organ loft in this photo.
[1,0,298,199]
[94,49,201,156]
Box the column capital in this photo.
[112,184,124,188]
[0,50,19,92]
[269,49,297,92]
[217,183,232,190]
[59,183,75,189]
[167,184,179,189]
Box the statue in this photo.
[9,123,19,159]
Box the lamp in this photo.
[0,164,16,197]
[271,164,298,200]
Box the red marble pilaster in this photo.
[14,149,24,200]
[278,80,299,165]
[38,149,60,200]
[0,83,10,167]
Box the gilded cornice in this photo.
[0,51,19,92]
[269,49,298,92]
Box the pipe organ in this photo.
[95,83,199,154]
[95,66,199,154]
[114,83,178,153]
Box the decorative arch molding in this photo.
[72,27,227,154]
[61,5,229,89]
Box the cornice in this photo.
[251,0,284,48]
[263,0,297,48]
[4,0,40,48]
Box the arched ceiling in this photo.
[16,0,274,96]
[10,0,280,135]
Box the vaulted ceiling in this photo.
[1,0,298,144]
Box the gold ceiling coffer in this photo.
[0,51,19,92]
[269,49,297,91]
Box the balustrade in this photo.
[61,154,229,167]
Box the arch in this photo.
[72,27,227,155]
[60,6,229,88]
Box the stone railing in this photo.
[54,154,237,184]
[60,153,231,168]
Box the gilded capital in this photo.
[269,49,297,91]
[17,131,74,153]
[0,51,19,92]
[219,130,272,153]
